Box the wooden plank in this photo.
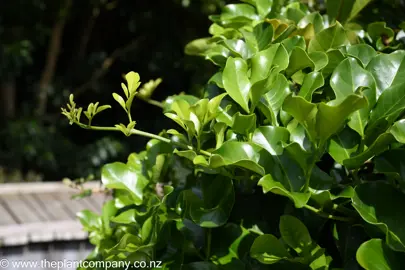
[55,192,95,218]
[18,194,53,222]
[0,181,102,195]
[0,195,42,223]
[31,193,73,221]
[0,221,88,246]
[0,201,17,225]
[89,193,107,208]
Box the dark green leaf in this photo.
[250,234,292,264]
[352,182,405,252]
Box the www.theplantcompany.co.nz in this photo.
[0,258,163,269]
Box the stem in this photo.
[303,204,353,222]
[145,99,164,109]
[332,203,358,217]
[128,112,132,123]
[76,123,212,157]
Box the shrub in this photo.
[62,0,405,269]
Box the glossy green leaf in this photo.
[327,0,354,24]
[112,93,127,111]
[322,49,345,76]
[368,82,405,133]
[309,51,328,71]
[110,209,136,224]
[252,126,289,155]
[77,210,101,231]
[255,0,274,18]
[328,127,360,164]
[223,57,251,113]
[231,112,256,135]
[366,50,405,97]
[299,71,324,102]
[257,73,291,125]
[250,43,289,84]
[298,12,324,34]
[356,239,405,270]
[308,22,349,53]
[367,22,395,43]
[209,141,265,175]
[283,94,367,145]
[205,45,231,67]
[181,175,235,228]
[310,186,354,207]
[221,4,259,22]
[330,58,377,137]
[279,215,312,252]
[253,22,274,50]
[223,39,252,59]
[164,94,199,113]
[390,119,405,143]
[348,0,373,22]
[285,3,306,24]
[102,162,149,205]
[281,36,306,54]
[258,169,310,208]
[250,234,292,264]
[346,44,377,67]
[285,46,315,77]
[343,132,395,169]
[352,182,405,252]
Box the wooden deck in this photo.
[0,181,108,247]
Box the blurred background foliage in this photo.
[0,0,404,182]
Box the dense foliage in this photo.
[62,0,405,269]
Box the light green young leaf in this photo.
[112,93,127,111]
[125,71,141,94]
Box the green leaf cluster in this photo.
[62,1,405,269]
